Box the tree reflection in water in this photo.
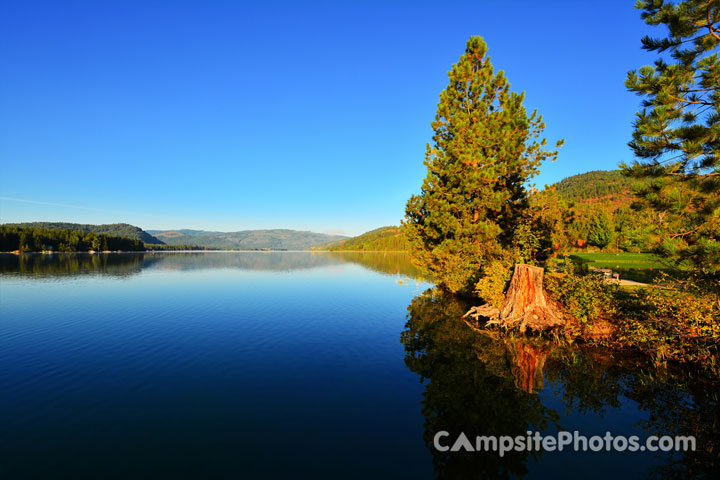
[401,289,559,479]
[402,289,719,479]
[0,251,421,278]
[0,252,146,278]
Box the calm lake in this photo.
[0,252,717,479]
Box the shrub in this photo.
[473,260,512,309]
[617,274,720,376]
[545,271,618,324]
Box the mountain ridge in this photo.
[147,228,347,250]
[6,222,164,245]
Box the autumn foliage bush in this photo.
[616,275,720,376]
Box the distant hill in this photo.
[542,169,656,251]
[6,222,163,244]
[550,169,635,214]
[319,226,408,251]
[146,229,347,250]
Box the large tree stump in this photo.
[463,264,564,333]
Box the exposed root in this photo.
[462,304,500,322]
[460,317,502,340]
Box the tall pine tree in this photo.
[404,37,562,294]
[623,0,719,278]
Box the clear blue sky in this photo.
[0,0,657,236]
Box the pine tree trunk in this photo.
[463,264,565,333]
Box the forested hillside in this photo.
[0,225,146,252]
[552,170,634,204]
[320,226,408,251]
[539,170,653,252]
[8,222,163,244]
[550,170,636,221]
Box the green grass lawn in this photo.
[558,252,672,283]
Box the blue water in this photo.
[0,253,716,479]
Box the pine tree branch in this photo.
[668,93,714,106]
[685,104,714,117]
[677,87,715,93]
[707,0,720,41]
[656,153,689,165]
[669,224,703,239]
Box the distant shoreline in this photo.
[1,250,410,254]
[312,250,409,253]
